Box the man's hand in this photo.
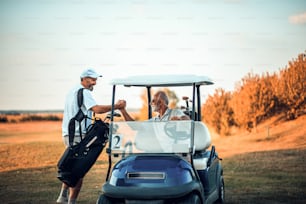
[115,100,126,110]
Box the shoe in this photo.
[56,196,68,204]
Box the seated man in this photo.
[119,91,190,121]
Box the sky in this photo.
[0,0,305,110]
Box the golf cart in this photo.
[97,75,225,204]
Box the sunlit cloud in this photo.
[289,12,306,25]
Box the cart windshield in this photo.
[110,121,194,154]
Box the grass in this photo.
[223,148,306,204]
[0,142,305,203]
[0,142,108,204]
[0,142,63,171]
[0,165,107,204]
[0,118,305,203]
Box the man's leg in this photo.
[68,178,83,204]
[57,183,69,203]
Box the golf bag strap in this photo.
[77,88,84,140]
[68,88,87,146]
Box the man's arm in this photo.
[169,109,190,120]
[119,108,135,121]
[170,115,190,120]
[91,100,125,114]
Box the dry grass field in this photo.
[0,114,305,203]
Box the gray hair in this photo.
[155,91,169,105]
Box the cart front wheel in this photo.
[177,192,201,204]
[96,194,114,204]
[215,176,225,204]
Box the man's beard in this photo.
[151,104,159,112]
[88,85,94,91]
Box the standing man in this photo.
[56,68,125,204]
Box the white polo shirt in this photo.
[150,108,186,121]
[62,84,97,137]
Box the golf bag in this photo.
[57,88,109,187]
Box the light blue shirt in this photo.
[62,84,97,136]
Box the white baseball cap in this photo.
[80,68,102,79]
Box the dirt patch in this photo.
[211,115,306,158]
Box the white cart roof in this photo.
[110,74,214,87]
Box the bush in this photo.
[19,114,61,122]
[202,51,306,134]
[0,116,8,123]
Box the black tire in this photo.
[96,194,113,204]
[177,192,201,204]
[215,176,225,204]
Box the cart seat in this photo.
[194,122,211,151]
[133,121,211,153]
[193,122,211,171]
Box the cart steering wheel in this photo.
[164,122,190,142]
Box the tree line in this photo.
[202,52,306,135]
